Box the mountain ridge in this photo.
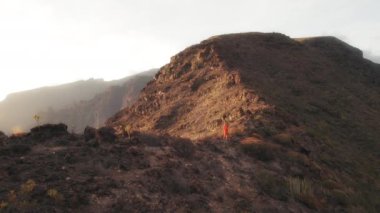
[108,33,380,140]
[106,32,380,211]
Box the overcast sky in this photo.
[0,0,379,100]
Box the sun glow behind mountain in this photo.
[0,0,379,101]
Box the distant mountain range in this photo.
[0,69,157,134]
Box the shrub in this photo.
[256,125,277,137]
[10,144,31,155]
[272,133,293,147]
[97,127,116,142]
[286,151,309,168]
[328,189,349,206]
[124,124,132,139]
[7,190,17,203]
[256,171,289,201]
[0,201,8,209]
[84,126,97,141]
[233,197,255,212]
[33,114,41,126]
[47,188,63,202]
[20,179,37,194]
[172,139,195,158]
[241,143,277,162]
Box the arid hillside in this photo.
[107,32,380,211]
[108,33,380,142]
[0,33,379,212]
[0,124,320,212]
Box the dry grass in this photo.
[7,190,17,203]
[286,151,310,167]
[272,132,293,147]
[20,179,37,194]
[47,188,63,202]
[0,201,8,209]
[288,177,320,209]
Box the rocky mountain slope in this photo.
[108,33,380,141]
[107,33,380,211]
[0,33,379,212]
[38,70,157,132]
[0,70,156,134]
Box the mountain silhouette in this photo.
[39,70,157,132]
[0,70,157,134]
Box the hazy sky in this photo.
[1,0,379,100]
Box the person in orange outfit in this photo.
[222,114,229,140]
